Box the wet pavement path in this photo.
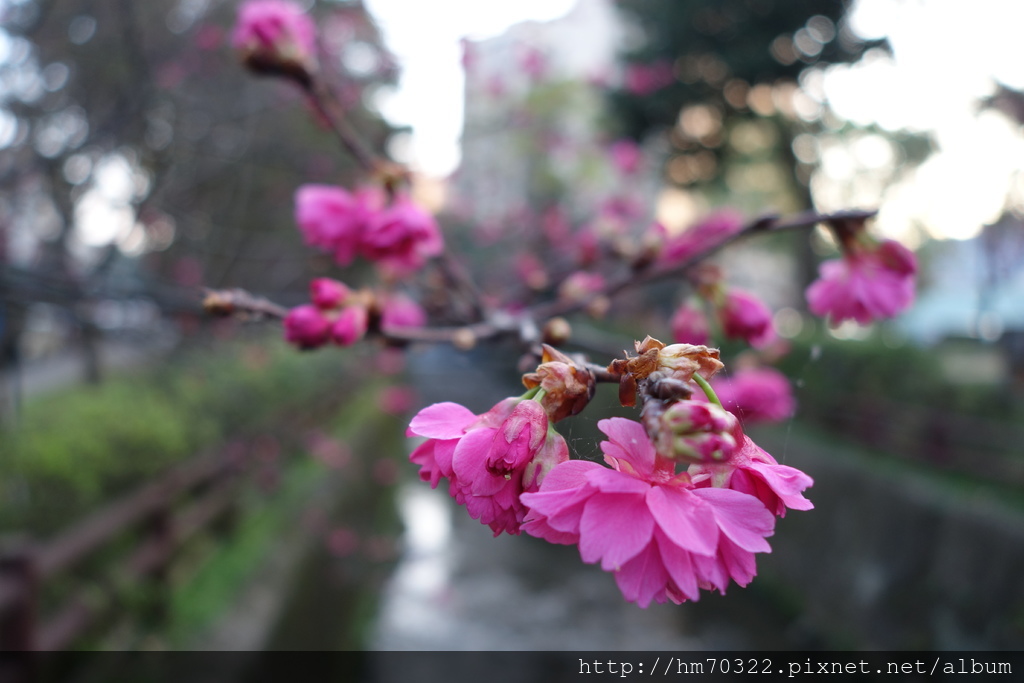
[371,484,707,650]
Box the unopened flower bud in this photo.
[522,428,570,491]
[486,400,547,477]
[453,327,477,350]
[310,277,349,310]
[656,400,738,464]
[541,317,572,347]
[232,0,318,83]
[331,305,368,346]
[284,304,331,349]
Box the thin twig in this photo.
[204,209,875,353]
[302,80,380,173]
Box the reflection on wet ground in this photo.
[373,483,716,651]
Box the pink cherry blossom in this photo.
[380,294,427,332]
[670,301,710,346]
[712,367,795,425]
[295,185,381,265]
[521,418,776,607]
[806,239,917,325]
[406,402,480,489]
[360,196,444,273]
[407,399,568,536]
[690,426,813,518]
[309,277,348,310]
[658,209,745,265]
[232,0,317,70]
[283,304,330,349]
[451,400,568,536]
[718,289,775,348]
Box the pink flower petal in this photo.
[718,536,758,587]
[747,462,814,512]
[579,492,654,570]
[613,542,670,608]
[584,467,653,495]
[452,428,505,496]
[693,488,775,553]
[653,528,701,602]
[407,402,477,439]
[646,486,719,556]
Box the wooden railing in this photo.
[0,378,355,653]
[0,441,247,651]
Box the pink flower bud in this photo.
[657,400,738,463]
[331,305,368,346]
[718,289,775,348]
[283,304,330,349]
[309,278,349,310]
[670,301,710,346]
[522,428,570,492]
[232,0,317,77]
[486,400,548,477]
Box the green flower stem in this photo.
[693,374,723,409]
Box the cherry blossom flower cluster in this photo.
[666,212,919,355]
[407,340,814,607]
[283,277,427,350]
[224,0,922,609]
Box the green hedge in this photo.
[776,335,1017,422]
[0,335,354,533]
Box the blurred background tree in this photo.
[0,0,398,399]
[605,0,934,302]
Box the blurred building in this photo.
[899,215,1024,345]
[453,0,627,226]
